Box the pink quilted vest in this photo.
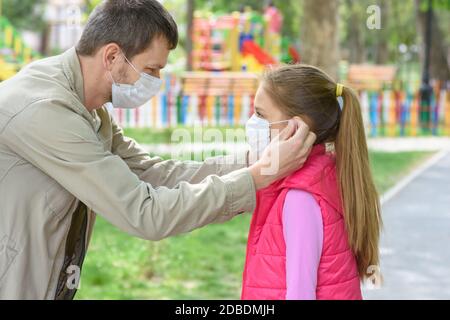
[241,144,362,300]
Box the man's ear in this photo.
[102,43,121,71]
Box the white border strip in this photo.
[380,149,450,205]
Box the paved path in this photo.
[363,151,450,299]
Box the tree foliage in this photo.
[1,0,46,31]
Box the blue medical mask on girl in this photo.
[245,114,290,159]
[108,53,162,109]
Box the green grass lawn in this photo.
[75,131,434,299]
[123,126,246,145]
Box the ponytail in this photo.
[262,65,383,280]
[335,86,383,280]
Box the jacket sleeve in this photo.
[4,101,256,241]
[108,112,250,188]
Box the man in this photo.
[0,0,315,299]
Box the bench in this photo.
[345,64,397,91]
[181,72,259,96]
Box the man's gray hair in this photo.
[76,0,178,58]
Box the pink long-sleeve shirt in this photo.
[282,189,323,300]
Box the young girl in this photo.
[241,64,382,300]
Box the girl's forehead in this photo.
[254,86,271,104]
[255,86,279,108]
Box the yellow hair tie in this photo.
[336,83,344,97]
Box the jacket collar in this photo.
[61,47,102,125]
[61,47,85,107]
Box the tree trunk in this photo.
[375,0,390,64]
[300,0,340,80]
[346,0,366,64]
[186,0,195,71]
[415,0,450,82]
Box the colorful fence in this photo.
[113,74,255,129]
[361,85,450,137]
[113,75,450,137]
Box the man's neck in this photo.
[78,53,110,113]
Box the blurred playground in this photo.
[0,16,39,81]
[107,5,450,139]
[2,1,449,138]
[1,0,450,300]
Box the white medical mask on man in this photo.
[245,114,290,159]
[108,53,163,109]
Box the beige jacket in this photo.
[0,48,256,300]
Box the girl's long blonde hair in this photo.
[263,64,382,279]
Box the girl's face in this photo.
[254,84,305,139]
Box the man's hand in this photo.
[249,118,316,190]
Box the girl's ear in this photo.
[292,115,313,131]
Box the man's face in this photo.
[112,35,170,85]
